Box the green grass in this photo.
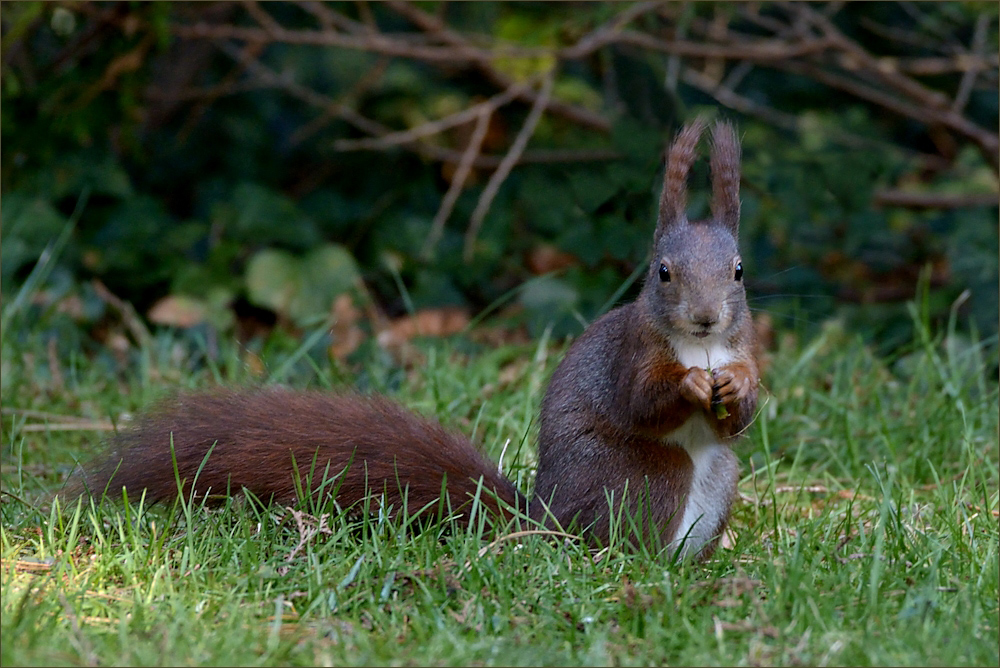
[2,300,997,666]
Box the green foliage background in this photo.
[3,1,998,353]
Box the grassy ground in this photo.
[2,296,997,666]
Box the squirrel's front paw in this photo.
[711,364,757,406]
[680,367,714,412]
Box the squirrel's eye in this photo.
[734,262,743,281]
[658,264,671,283]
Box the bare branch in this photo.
[334,80,535,152]
[387,0,612,134]
[220,43,617,169]
[602,30,836,62]
[177,39,265,143]
[465,74,555,262]
[294,1,368,34]
[169,2,996,175]
[213,39,389,138]
[174,22,481,63]
[288,56,390,147]
[421,147,620,169]
[902,55,999,78]
[664,3,694,93]
[422,108,493,260]
[145,79,268,102]
[792,4,952,110]
[243,1,283,35]
[775,58,999,169]
[682,68,799,131]
[873,190,999,210]
[560,0,666,59]
[858,15,953,55]
[681,65,955,169]
[952,12,990,113]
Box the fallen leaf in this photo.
[148,295,208,328]
[329,294,367,361]
[527,244,578,275]
[377,307,470,349]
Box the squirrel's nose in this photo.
[689,308,719,330]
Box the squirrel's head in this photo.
[642,119,747,344]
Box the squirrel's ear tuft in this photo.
[710,121,742,238]
[657,118,707,232]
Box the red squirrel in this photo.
[74,119,758,560]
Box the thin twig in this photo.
[285,508,333,563]
[464,73,554,262]
[793,4,952,111]
[334,81,533,152]
[387,1,612,133]
[873,190,999,209]
[175,22,480,63]
[775,58,999,168]
[681,66,881,153]
[91,280,151,349]
[857,15,952,54]
[212,34,612,168]
[145,80,269,102]
[606,30,836,62]
[561,0,665,60]
[243,1,283,35]
[422,107,493,260]
[903,55,999,78]
[681,67,802,133]
[664,3,692,93]
[952,12,990,114]
[177,40,266,143]
[359,144,620,169]
[214,40,389,137]
[289,56,390,146]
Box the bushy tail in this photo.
[71,389,524,526]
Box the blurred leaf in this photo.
[553,76,602,111]
[519,274,579,337]
[611,117,665,163]
[569,169,619,213]
[147,295,209,328]
[24,152,132,201]
[246,244,360,325]
[215,183,320,250]
[1,193,69,281]
[491,11,559,81]
[147,288,235,331]
[88,196,178,289]
[245,249,301,319]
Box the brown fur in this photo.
[658,118,707,229]
[534,302,703,549]
[710,121,742,236]
[69,119,758,559]
[78,390,522,527]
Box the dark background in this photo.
[3,1,998,363]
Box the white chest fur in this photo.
[664,338,735,558]
[671,431,730,558]
[672,337,733,370]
